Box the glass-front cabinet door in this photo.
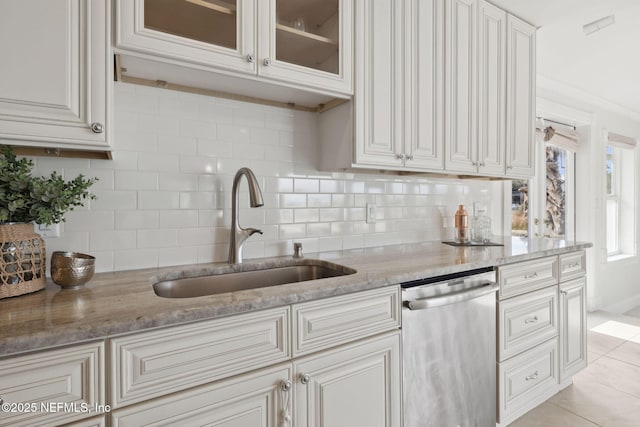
[117,0,257,74]
[116,0,352,95]
[257,0,352,94]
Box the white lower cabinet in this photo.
[107,286,401,426]
[559,276,587,383]
[111,364,292,427]
[496,251,588,426]
[294,332,402,427]
[0,342,105,427]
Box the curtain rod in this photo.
[537,116,576,130]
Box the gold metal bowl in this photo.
[51,252,95,289]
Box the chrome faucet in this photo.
[228,167,264,264]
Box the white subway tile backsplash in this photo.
[139,152,179,172]
[116,211,160,230]
[89,230,137,251]
[35,82,504,272]
[138,191,180,210]
[115,171,157,190]
[137,229,178,248]
[159,173,198,191]
[159,210,198,228]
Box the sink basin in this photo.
[153,260,357,298]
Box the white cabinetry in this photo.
[0,342,105,427]
[294,332,401,427]
[320,0,535,178]
[496,251,587,426]
[559,251,587,383]
[0,0,111,156]
[111,364,292,427]
[109,286,402,426]
[319,0,444,173]
[115,0,353,106]
[505,14,536,178]
[444,0,478,174]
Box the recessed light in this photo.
[583,14,615,35]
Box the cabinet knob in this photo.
[90,122,104,134]
[247,53,255,63]
[406,154,414,161]
[479,162,485,167]
[507,165,514,170]
[300,373,311,384]
[395,154,405,160]
[280,379,292,391]
[471,161,478,167]
[263,58,272,67]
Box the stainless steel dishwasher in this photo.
[402,267,499,427]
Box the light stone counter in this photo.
[0,237,591,356]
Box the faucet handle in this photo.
[293,242,303,259]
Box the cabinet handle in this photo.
[560,290,568,296]
[300,373,311,384]
[246,53,255,63]
[90,122,104,134]
[525,316,538,324]
[280,379,292,391]
[263,58,272,67]
[567,262,580,268]
[525,371,539,381]
[524,272,538,279]
[471,161,478,167]
[479,162,485,167]
[406,154,414,161]
[280,379,292,427]
[395,153,405,160]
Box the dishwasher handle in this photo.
[406,281,499,310]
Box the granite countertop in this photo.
[0,237,592,356]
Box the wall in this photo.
[537,76,640,312]
[30,82,505,273]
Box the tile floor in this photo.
[511,307,640,427]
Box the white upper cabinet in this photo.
[319,0,444,173]
[478,1,507,176]
[506,14,536,178]
[444,0,478,174]
[0,0,111,155]
[115,0,353,106]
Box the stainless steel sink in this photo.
[153,260,357,298]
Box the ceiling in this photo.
[490,0,640,117]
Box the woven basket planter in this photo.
[0,223,46,299]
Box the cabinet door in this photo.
[0,0,110,150]
[478,1,506,176]
[559,277,587,382]
[294,331,401,427]
[116,0,256,74]
[257,0,353,95]
[445,0,478,174]
[353,0,404,168]
[505,14,536,178]
[406,0,445,171]
[111,364,291,427]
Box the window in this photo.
[605,132,637,260]
[512,121,576,240]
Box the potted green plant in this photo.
[0,146,97,298]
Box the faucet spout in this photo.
[229,168,264,264]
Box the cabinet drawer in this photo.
[497,256,558,299]
[0,342,104,427]
[498,286,558,361]
[109,306,290,408]
[292,286,401,357]
[559,251,586,282]
[498,338,559,423]
[111,364,291,427]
